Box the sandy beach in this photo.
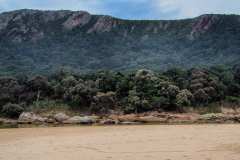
[0,124,240,160]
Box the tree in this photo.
[64,80,97,107]
[90,92,116,113]
[134,69,158,99]
[24,76,52,103]
[0,77,23,106]
[176,89,193,108]
[125,89,152,113]
[164,68,189,89]
[233,65,240,84]
[193,89,209,105]
[62,76,78,88]
[116,74,133,98]
[125,89,141,113]
[189,69,225,106]
[95,71,118,92]
[158,83,180,111]
[53,75,78,99]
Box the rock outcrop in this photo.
[63,116,98,124]
[87,16,117,33]
[138,116,167,123]
[100,119,118,125]
[54,113,70,123]
[63,11,91,30]
[190,14,220,39]
[199,113,240,123]
[0,111,238,127]
[18,112,46,124]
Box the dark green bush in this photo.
[0,66,240,115]
[225,96,240,105]
[1,103,24,118]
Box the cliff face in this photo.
[0,9,240,75]
[0,10,118,42]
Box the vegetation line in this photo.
[0,65,240,118]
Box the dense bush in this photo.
[1,103,24,118]
[0,66,240,116]
[0,77,23,106]
[176,89,193,108]
[225,96,240,105]
[90,92,116,113]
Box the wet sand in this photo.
[0,124,240,160]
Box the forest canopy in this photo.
[0,65,240,118]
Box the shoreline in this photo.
[2,122,240,130]
[1,111,240,128]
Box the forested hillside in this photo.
[0,10,240,75]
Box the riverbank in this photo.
[1,110,240,128]
[1,124,240,160]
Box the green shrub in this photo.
[151,96,170,109]
[29,100,70,114]
[176,89,193,107]
[1,103,24,118]
[195,103,222,114]
[225,96,240,105]
[90,92,116,113]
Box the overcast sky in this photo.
[0,0,240,20]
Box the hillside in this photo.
[0,9,240,75]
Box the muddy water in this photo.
[0,125,240,160]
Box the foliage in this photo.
[1,10,240,75]
[225,96,240,105]
[63,80,98,108]
[0,66,240,115]
[28,100,71,114]
[1,103,24,118]
[0,77,23,106]
[90,92,116,114]
[176,89,193,107]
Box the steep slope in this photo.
[0,9,240,75]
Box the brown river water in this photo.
[0,124,240,160]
